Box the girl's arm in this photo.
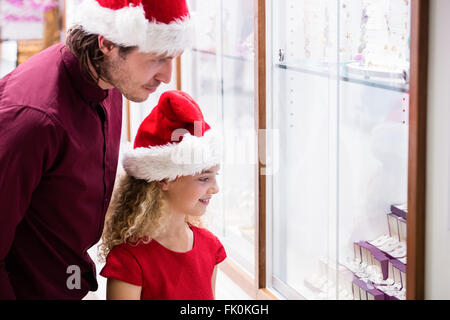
[211,265,219,299]
[106,278,142,300]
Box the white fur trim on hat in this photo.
[122,130,222,182]
[71,0,193,55]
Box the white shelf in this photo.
[274,62,409,93]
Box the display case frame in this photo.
[407,0,429,301]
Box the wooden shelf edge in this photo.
[219,258,280,300]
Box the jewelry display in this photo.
[353,275,385,300]
[340,0,355,62]
[391,203,407,219]
[272,1,411,300]
[278,0,410,91]
[398,218,407,243]
[305,258,354,300]
[390,248,407,259]
[346,0,410,87]
[344,203,407,300]
[361,0,409,70]
[303,0,327,62]
[368,234,390,247]
[378,239,401,253]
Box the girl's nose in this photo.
[210,180,219,194]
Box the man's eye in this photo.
[199,177,209,182]
[149,57,167,63]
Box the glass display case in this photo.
[181,0,256,275]
[268,0,410,300]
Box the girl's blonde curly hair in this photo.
[98,173,205,262]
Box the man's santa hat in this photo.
[123,90,222,182]
[72,0,193,54]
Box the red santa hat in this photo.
[122,90,222,182]
[72,0,193,55]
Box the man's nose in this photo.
[155,59,173,84]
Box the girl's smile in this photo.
[199,196,211,205]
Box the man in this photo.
[0,0,192,299]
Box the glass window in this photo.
[182,0,256,275]
[269,0,410,300]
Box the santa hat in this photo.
[71,0,193,55]
[123,90,222,182]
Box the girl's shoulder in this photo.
[190,224,217,240]
[190,225,223,248]
[100,241,147,286]
[190,225,227,264]
[108,238,153,257]
[103,239,159,270]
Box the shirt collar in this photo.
[60,44,109,106]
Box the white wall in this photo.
[425,0,450,300]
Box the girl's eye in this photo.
[199,177,209,182]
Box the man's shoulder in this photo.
[0,43,69,109]
[5,42,65,80]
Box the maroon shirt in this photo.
[0,43,122,299]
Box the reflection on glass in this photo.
[271,0,410,300]
[183,0,256,274]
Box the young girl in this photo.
[99,90,226,300]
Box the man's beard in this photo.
[101,56,149,103]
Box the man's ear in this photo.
[158,179,169,191]
[98,35,115,56]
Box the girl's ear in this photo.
[158,179,169,191]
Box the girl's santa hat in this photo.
[123,90,222,182]
[71,0,193,55]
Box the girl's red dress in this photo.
[100,224,226,300]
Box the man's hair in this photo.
[65,26,137,84]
